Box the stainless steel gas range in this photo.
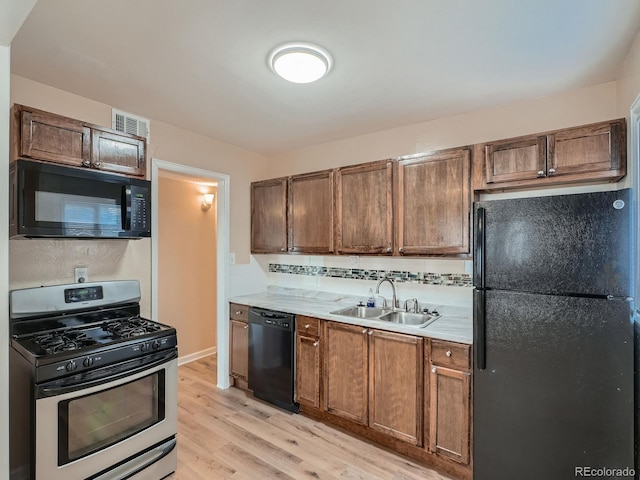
[9,280,178,480]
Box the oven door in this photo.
[34,351,177,480]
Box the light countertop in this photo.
[229,286,472,344]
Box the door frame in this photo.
[631,94,640,302]
[151,158,231,389]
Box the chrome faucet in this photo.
[375,277,398,310]
[404,298,419,313]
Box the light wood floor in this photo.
[166,356,453,480]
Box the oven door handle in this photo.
[90,437,176,480]
[37,349,177,398]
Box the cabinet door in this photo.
[397,149,470,255]
[484,135,546,184]
[548,119,625,179]
[295,334,321,408]
[230,319,249,381]
[429,365,471,464]
[289,170,334,253]
[336,160,393,254]
[251,178,288,253]
[325,322,369,424]
[91,128,146,177]
[19,108,91,167]
[369,330,423,445]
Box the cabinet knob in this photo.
[398,247,404,253]
[305,324,310,329]
[432,367,437,373]
[368,330,373,336]
[93,161,101,167]
[537,170,545,177]
[243,325,248,329]
[386,247,392,253]
[362,329,368,334]
[548,168,556,175]
[313,341,319,347]
[445,350,452,357]
[280,247,286,252]
[235,311,242,315]
[82,160,91,167]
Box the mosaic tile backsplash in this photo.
[268,263,473,287]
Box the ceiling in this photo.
[10,0,640,155]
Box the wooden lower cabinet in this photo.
[299,324,472,479]
[324,322,424,444]
[325,322,369,424]
[428,339,472,465]
[229,303,250,390]
[369,329,423,445]
[230,319,249,383]
[428,365,471,463]
[295,316,322,408]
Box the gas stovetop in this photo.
[13,312,172,357]
[9,281,178,382]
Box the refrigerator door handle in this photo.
[474,207,486,288]
[606,295,633,302]
[474,289,486,371]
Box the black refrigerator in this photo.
[473,189,635,480]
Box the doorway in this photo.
[151,158,231,389]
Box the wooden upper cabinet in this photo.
[548,120,625,178]
[369,330,423,446]
[396,148,471,255]
[91,127,146,177]
[251,178,288,253]
[336,160,393,255]
[484,135,546,184]
[325,322,369,425]
[482,119,626,190]
[289,170,334,254]
[12,104,147,178]
[15,105,91,167]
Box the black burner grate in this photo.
[103,316,162,338]
[34,331,98,354]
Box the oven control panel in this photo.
[35,334,178,383]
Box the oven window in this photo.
[58,372,165,465]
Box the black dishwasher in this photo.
[247,307,299,413]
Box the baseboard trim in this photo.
[178,346,217,366]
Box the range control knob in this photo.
[141,343,151,353]
[83,357,94,368]
[66,360,77,372]
[151,340,160,351]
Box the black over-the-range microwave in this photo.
[10,159,151,239]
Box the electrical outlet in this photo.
[75,267,88,283]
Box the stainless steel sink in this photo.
[378,311,436,327]
[330,305,438,328]
[330,306,389,318]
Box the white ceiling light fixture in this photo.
[269,42,332,84]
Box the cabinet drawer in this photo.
[296,316,320,337]
[431,340,470,371]
[229,303,249,322]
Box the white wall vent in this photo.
[112,109,150,141]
